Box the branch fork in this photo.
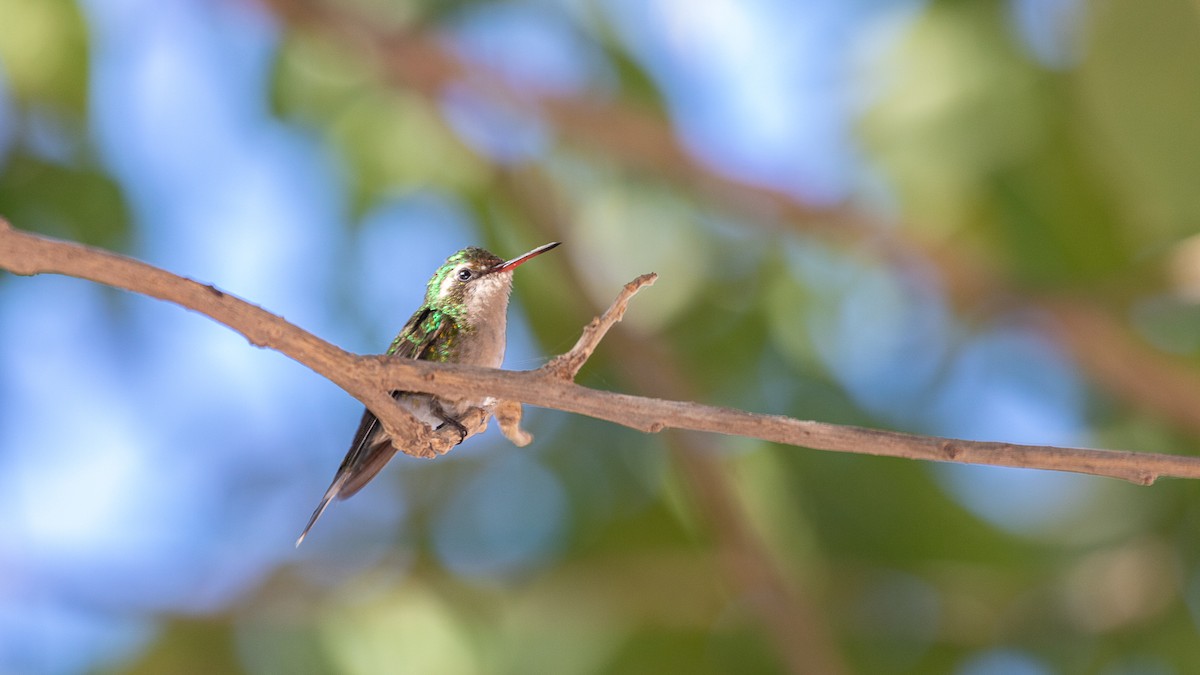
[375,272,657,456]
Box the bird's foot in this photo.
[436,417,468,443]
[431,400,469,444]
[429,398,470,441]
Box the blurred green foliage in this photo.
[0,0,129,248]
[270,32,488,217]
[8,0,1200,673]
[0,0,89,113]
[0,150,128,247]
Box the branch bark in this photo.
[4,219,1200,484]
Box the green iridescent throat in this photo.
[424,247,504,312]
[382,247,505,363]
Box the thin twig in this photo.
[490,272,657,446]
[543,272,658,381]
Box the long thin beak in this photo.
[492,241,561,273]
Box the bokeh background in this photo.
[3,0,1200,672]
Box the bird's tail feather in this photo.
[295,475,346,547]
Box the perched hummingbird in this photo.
[296,241,561,546]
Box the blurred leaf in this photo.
[985,102,1130,287]
[792,449,1033,566]
[863,1,1136,288]
[599,33,669,113]
[0,151,129,249]
[1079,0,1200,243]
[232,614,334,675]
[332,90,486,216]
[270,33,374,126]
[568,182,710,331]
[0,0,89,114]
[321,586,479,675]
[123,618,242,675]
[1131,295,1200,355]
[604,629,780,675]
[271,33,486,217]
[860,2,1045,233]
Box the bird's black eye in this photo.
[457,268,473,281]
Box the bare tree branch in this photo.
[542,272,658,381]
[4,219,1200,481]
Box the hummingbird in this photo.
[296,241,561,546]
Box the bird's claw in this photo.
[437,416,469,444]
